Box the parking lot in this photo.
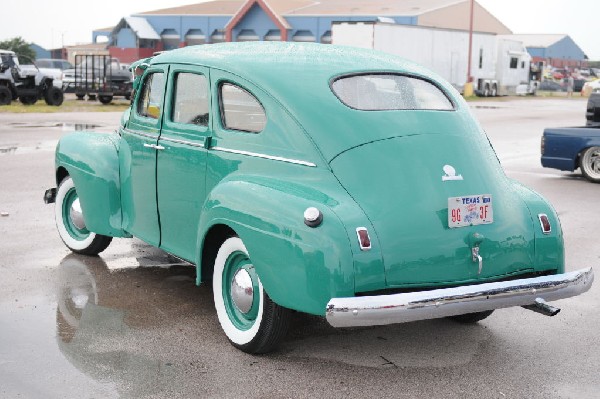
[0,97,598,398]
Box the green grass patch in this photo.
[0,98,130,113]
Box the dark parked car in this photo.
[587,92,600,128]
[539,80,565,92]
[542,93,600,182]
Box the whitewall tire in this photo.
[213,236,290,353]
[55,177,112,255]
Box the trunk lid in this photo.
[330,133,535,290]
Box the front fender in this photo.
[195,176,357,316]
[55,132,127,237]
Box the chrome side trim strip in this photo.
[212,146,316,167]
[159,136,205,148]
[326,267,594,328]
[121,128,157,140]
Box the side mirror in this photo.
[0,64,8,73]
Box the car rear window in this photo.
[331,74,454,111]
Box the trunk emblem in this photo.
[442,165,463,181]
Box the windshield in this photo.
[331,74,454,111]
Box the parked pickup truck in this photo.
[541,93,600,182]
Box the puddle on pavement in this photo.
[8,122,103,131]
[0,140,59,155]
[1,123,112,155]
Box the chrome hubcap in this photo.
[231,268,254,314]
[69,198,86,230]
[583,147,600,178]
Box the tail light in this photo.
[541,136,545,155]
[538,214,551,234]
[356,227,371,251]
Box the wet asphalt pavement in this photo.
[0,99,598,398]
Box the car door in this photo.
[119,66,168,246]
[156,65,211,262]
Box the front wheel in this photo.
[580,146,600,183]
[213,237,291,354]
[55,177,112,255]
[0,85,12,105]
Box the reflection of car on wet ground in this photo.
[542,93,600,183]
[45,42,594,354]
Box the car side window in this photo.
[172,72,209,126]
[138,72,165,119]
[220,83,266,133]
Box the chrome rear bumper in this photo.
[325,268,593,328]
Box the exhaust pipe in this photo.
[522,298,560,317]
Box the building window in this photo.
[292,30,315,42]
[172,73,209,126]
[220,83,266,133]
[211,29,225,43]
[510,57,518,69]
[321,31,332,44]
[479,48,483,69]
[185,29,206,46]
[264,29,281,41]
[161,29,180,50]
[237,29,259,42]
[521,61,526,69]
[138,72,165,120]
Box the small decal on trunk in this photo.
[442,165,463,181]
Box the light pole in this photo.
[464,0,475,96]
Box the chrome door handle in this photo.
[143,143,165,150]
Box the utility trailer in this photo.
[66,55,132,104]
[332,22,535,96]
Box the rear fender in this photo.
[195,177,358,316]
[55,132,127,237]
[511,181,564,273]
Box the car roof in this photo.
[151,42,464,162]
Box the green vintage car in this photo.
[45,42,593,354]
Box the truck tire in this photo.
[580,146,600,183]
[20,95,38,105]
[0,86,11,105]
[98,95,113,104]
[45,87,64,106]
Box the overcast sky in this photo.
[0,0,598,59]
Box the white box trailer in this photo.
[332,22,533,96]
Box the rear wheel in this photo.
[448,310,494,324]
[98,95,113,104]
[580,146,600,183]
[0,85,11,105]
[55,177,112,255]
[45,86,64,106]
[213,237,291,354]
[491,84,498,97]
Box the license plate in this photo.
[448,194,493,228]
